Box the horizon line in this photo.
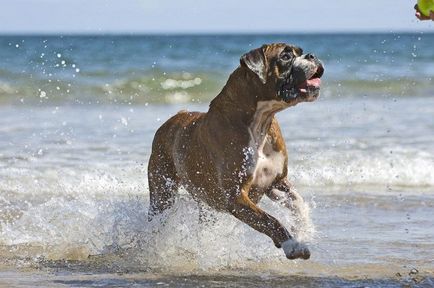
[0,30,432,37]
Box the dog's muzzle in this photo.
[278,56,324,102]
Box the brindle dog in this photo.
[148,43,324,260]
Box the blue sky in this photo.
[0,0,432,34]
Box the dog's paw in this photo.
[281,239,310,260]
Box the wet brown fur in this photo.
[148,43,320,259]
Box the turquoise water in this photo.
[0,34,433,287]
[0,33,433,104]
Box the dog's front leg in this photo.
[267,178,305,211]
[229,181,310,260]
[266,178,311,233]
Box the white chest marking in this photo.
[247,100,287,188]
[252,140,285,188]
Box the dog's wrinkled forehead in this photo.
[264,43,303,59]
[240,43,303,84]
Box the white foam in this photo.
[288,145,434,188]
[160,77,202,90]
[0,183,314,270]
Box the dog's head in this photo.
[240,43,324,104]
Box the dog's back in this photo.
[151,110,204,154]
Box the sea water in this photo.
[0,34,433,287]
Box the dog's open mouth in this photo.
[295,65,324,96]
[297,76,321,94]
[279,65,324,101]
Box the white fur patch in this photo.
[252,144,284,188]
[248,101,287,188]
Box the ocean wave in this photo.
[289,147,434,189]
[0,75,433,105]
[0,71,225,105]
[1,144,433,203]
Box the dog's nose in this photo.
[305,53,316,60]
[315,64,324,78]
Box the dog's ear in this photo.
[240,45,268,84]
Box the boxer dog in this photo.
[148,43,324,260]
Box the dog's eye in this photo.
[281,52,291,61]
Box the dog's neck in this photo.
[208,67,285,147]
[209,67,258,117]
[248,100,286,148]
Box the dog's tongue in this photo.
[306,77,321,88]
[297,77,321,89]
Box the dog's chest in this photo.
[246,101,286,188]
[249,136,285,188]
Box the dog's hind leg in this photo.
[147,149,179,221]
[229,183,310,260]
